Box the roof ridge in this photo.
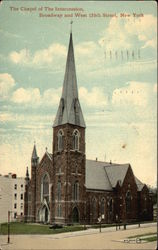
[103,166,113,189]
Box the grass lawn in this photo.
[128,232,157,242]
[128,232,157,238]
[0,222,84,235]
[145,236,157,242]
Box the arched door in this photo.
[72,207,79,223]
[45,206,48,222]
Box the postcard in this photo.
[0,1,157,249]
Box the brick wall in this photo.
[52,124,86,224]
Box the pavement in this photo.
[0,222,157,250]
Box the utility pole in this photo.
[7,211,10,243]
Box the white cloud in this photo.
[76,41,99,56]
[99,14,157,51]
[125,14,157,48]
[12,88,41,104]
[32,44,66,66]
[142,39,157,49]
[99,17,132,50]
[75,42,104,73]
[9,49,30,64]
[43,88,61,106]
[79,87,108,107]
[9,43,67,68]
[11,87,61,106]
[0,112,14,122]
[11,85,108,109]
[0,73,15,99]
[114,59,156,75]
[112,81,152,107]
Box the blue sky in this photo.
[0,1,157,186]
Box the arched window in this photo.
[74,98,80,125]
[92,198,97,219]
[58,166,61,174]
[144,196,147,209]
[58,98,64,124]
[101,198,105,216]
[41,173,49,202]
[73,181,79,201]
[72,130,79,151]
[125,191,131,212]
[75,164,78,174]
[109,198,113,213]
[57,204,62,217]
[57,181,61,201]
[58,130,64,151]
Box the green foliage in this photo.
[0,222,83,235]
[145,236,157,242]
[92,223,115,229]
[128,232,156,238]
[128,232,157,242]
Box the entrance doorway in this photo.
[72,207,79,223]
[38,205,49,223]
[45,206,48,222]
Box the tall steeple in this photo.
[25,166,29,181]
[31,143,39,166]
[53,31,86,128]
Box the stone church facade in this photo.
[24,32,153,225]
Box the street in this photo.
[0,222,156,250]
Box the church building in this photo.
[24,31,153,225]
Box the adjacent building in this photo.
[24,31,153,225]
[0,173,25,223]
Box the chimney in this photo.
[12,174,17,179]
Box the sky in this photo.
[0,1,157,187]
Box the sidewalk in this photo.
[0,222,156,250]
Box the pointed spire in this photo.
[53,31,86,128]
[32,142,38,159]
[25,166,29,181]
[31,143,39,166]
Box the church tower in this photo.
[52,31,86,224]
[30,143,39,222]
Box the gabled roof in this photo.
[135,176,145,191]
[105,164,129,188]
[86,160,112,190]
[39,151,53,165]
[46,151,53,161]
[86,159,130,191]
[53,32,86,128]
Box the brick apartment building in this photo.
[24,31,153,225]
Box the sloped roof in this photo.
[53,32,85,128]
[86,159,130,190]
[46,152,53,161]
[86,160,112,190]
[105,164,129,188]
[39,151,53,165]
[135,176,145,191]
